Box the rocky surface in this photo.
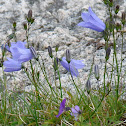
[0,0,126,96]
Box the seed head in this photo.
[105,47,111,61]
[55,44,59,52]
[48,46,53,58]
[28,10,32,19]
[23,23,27,30]
[30,46,38,60]
[66,49,71,63]
[109,0,113,7]
[121,12,125,25]
[13,22,16,29]
[94,65,100,80]
[116,23,121,31]
[115,5,119,14]
[53,57,59,71]
[86,79,91,94]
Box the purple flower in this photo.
[60,57,84,77]
[3,58,22,72]
[3,41,35,72]
[9,41,34,62]
[71,105,81,121]
[78,7,106,32]
[56,98,66,118]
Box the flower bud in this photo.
[115,5,119,14]
[121,12,125,25]
[116,23,121,31]
[30,46,38,60]
[13,22,16,29]
[105,47,111,61]
[37,71,40,79]
[55,44,59,52]
[53,57,59,71]
[103,29,109,42]
[28,10,32,19]
[27,10,34,24]
[23,23,27,30]
[94,65,100,80]
[86,79,91,94]
[109,0,113,7]
[48,46,53,58]
[66,49,71,63]
[30,18,35,24]
[109,0,113,2]
[103,0,108,5]
[65,107,70,111]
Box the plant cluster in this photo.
[0,1,126,125]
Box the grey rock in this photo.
[0,0,125,98]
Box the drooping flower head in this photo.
[9,41,34,62]
[78,7,106,32]
[60,57,84,77]
[71,105,81,121]
[56,98,66,118]
[3,41,35,72]
[56,98,70,118]
[3,58,22,72]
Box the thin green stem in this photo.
[113,29,120,112]
[57,68,62,98]
[38,59,58,97]
[3,74,7,126]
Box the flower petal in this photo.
[18,49,33,62]
[88,7,105,31]
[81,12,90,22]
[70,64,79,77]
[88,7,105,26]
[60,57,70,72]
[60,57,84,77]
[74,105,80,112]
[77,22,86,27]
[3,58,22,72]
[10,47,21,60]
[10,44,33,62]
[56,98,66,118]
[71,106,81,121]
[78,7,106,32]
[80,21,104,32]
[16,41,27,49]
[71,108,78,114]
[70,59,85,69]
[11,41,27,49]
